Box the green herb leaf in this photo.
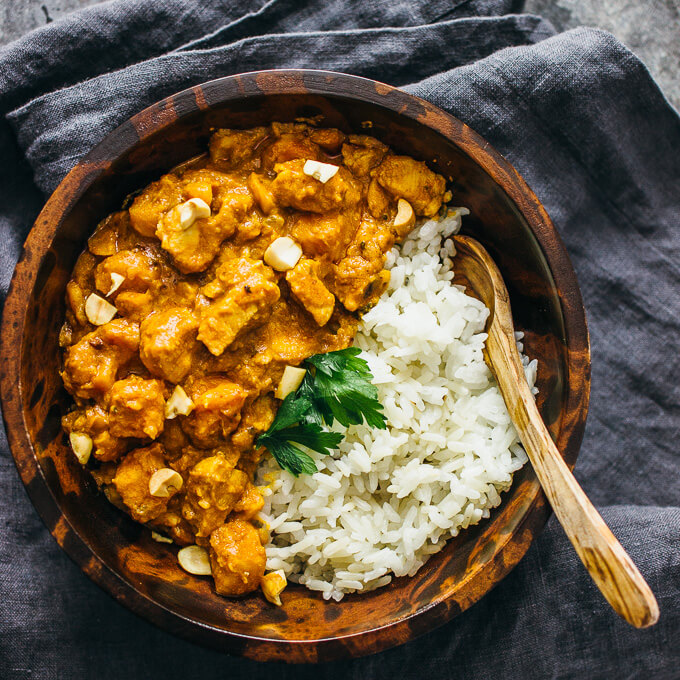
[257,347,385,476]
[304,348,387,430]
[259,437,318,477]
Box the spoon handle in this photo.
[487,316,659,628]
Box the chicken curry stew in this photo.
[59,123,449,602]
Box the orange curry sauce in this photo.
[59,123,449,599]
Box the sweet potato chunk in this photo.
[374,155,447,217]
[366,177,392,220]
[182,378,247,448]
[108,376,165,440]
[113,443,169,522]
[114,290,155,323]
[310,128,346,152]
[232,483,264,520]
[270,159,360,214]
[129,175,184,237]
[285,259,335,326]
[140,308,199,383]
[333,255,391,312]
[182,456,248,537]
[341,135,388,177]
[88,211,129,257]
[209,519,265,596]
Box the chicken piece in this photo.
[114,290,155,323]
[208,519,266,596]
[94,249,161,297]
[108,375,165,440]
[61,319,140,400]
[285,259,336,327]
[209,127,268,170]
[310,128,346,152]
[232,483,264,520]
[182,455,248,537]
[156,184,254,273]
[261,133,322,170]
[367,177,392,220]
[333,256,391,312]
[198,295,264,355]
[140,308,199,383]
[182,378,247,448]
[230,394,276,452]
[270,159,361,214]
[112,443,169,523]
[346,214,395,262]
[62,405,128,462]
[88,211,130,257]
[129,175,184,237]
[290,209,360,260]
[341,135,388,177]
[198,257,280,356]
[374,155,447,217]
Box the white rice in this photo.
[257,208,538,601]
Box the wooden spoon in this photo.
[452,234,659,628]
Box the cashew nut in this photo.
[393,198,415,230]
[105,272,125,296]
[264,237,302,271]
[151,531,173,544]
[69,432,92,465]
[84,293,117,326]
[261,570,287,606]
[165,385,194,419]
[177,545,212,576]
[148,468,183,498]
[275,365,307,400]
[177,198,211,229]
[302,160,339,184]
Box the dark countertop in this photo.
[1,0,679,111]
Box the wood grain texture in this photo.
[452,235,658,628]
[0,70,590,662]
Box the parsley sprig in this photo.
[257,348,387,476]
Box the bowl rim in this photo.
[0,69,590,662]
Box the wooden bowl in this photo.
[0,70,590,662]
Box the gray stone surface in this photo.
[525,0,680,110]
[1,0,678,110]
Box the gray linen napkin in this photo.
[0,1,678,678]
